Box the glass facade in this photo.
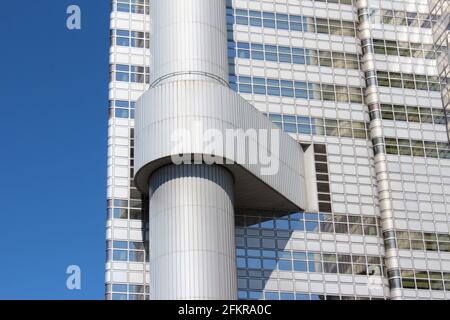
[106,0,450,300]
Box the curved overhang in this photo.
[135,80,309,211]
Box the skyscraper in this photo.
[106,0,450,300]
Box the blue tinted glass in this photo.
[112,293,128,300]
[293,251,307,260]
[239,76,252,83]
[249,291,263,300]
[283,115,296,122]
[113,241,128,249]
[250,18,262,26]
[115,100,129,108]
[117,4,130,12]
[238,291,248,299]
[237,258,246,268]
[263,259,277,269]
[263,19,276,28]
[290,22,303,31]
[247,250,260,257]
[265,45,277,52]
[253,77,266,85]
[279,54,292,63]
[262,250,276,258]
[278,260,292,271]
[116,29,129,36]
[298,124,312,134]
[236,9,248,16]
[116,73,129,82]
[267,87,280,96]
[267,79,280,86]
[281,293,295,300]
[248,258,262,269]
[254,85,266,94]
[239,84,252,93]
[269,114,282,121]
[251,43,264,50]
[112,284,127,292]
[252,51,264,60]
[265,52,278,61]
[236,16,248,25]
[276,219,290,229]
[115,109,129,118]
[276,13,289,20]
[263,12,275,19]
[278,46,291,53]
[238,49,250,59]
[290,220,304,230]
[306,221,318,232]
[293,55,306,64]
[284,123,297,133]
[294,261,308,272]
[236,248,246,256]
[237,42,250,49]
[281,88,294,97]
[116,64,129,72]
[113,250,128,261]
[265,292,279,300]
[277,21,289,29]
[249,10,260,17]
[296,294,310,300]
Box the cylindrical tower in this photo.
[147,0,237,300]
[149,165,236,300]
[150,0,229,87]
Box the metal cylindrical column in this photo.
[148,164,237,300]
[150,0,229,87]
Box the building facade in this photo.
[105,0,450,300]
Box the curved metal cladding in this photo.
[135,0,310,300]
[134,80,308,212]
[149,165,237,300]
[356,0,401,300]
[150,0,229,87]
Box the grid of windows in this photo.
[230,41,360,70]
[377,71,441,91]
[109,100,136,119]
[106,283,150,300]
[111,29,150,49]
[107,198,142,221]
[381,104,446,125]
[106,240,147,263]
[384,230,450,252]
[228,8,357,37]
[267,114,368,139]
[110,64,150,84]
[384,137,450,159]
[313,0,353,5]
[236,248,385,276]
[263,292,382,300]
[236,212,381,238]
[314,144,333,213]
[371,9,439,29]
[399,269,450,291]
[232,76,364,103]
[373,38,436,59]
[114,0,149,15]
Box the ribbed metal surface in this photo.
[149,165,237,300]
[135,79,307,211]
[150,0,229,86]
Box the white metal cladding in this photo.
[149,164,237,300]
[150,0,229,86]
[135,79,308,211]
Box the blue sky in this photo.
[0,1,110,299]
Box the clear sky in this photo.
[0,1,110,299]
